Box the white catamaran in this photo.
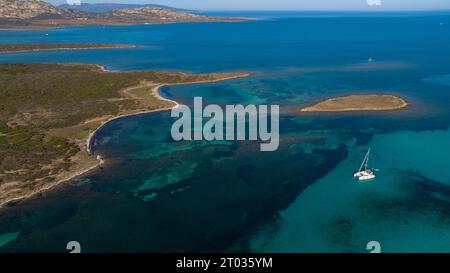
[354,148,376,181]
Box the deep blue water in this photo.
[1,12,450,252]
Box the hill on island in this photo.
[58,3,187,13]
[0,0,244,29]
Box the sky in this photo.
[47,0,450,11]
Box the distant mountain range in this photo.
[0,0,85,19]
[0,0,245,29]
[58,3,188,13]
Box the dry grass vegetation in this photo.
[300,94,408,112]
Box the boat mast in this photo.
[358,148,370,172]
[365,148,371,170]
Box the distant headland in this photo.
[0,0,249,30]
[300,94,409,112]
[0,44,135,53]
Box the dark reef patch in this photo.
[358,171,450,225]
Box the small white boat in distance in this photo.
[354,148,376,181]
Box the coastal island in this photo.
[0,63,250,207]
[0,44,135,53]
[300,94,408,112]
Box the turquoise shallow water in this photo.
[1,12,450,252]
[247,128,450,252]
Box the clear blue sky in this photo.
[47,0,450,11]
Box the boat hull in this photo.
[358,174,376,181]
[354,170,376,181]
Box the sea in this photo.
[1,11,450,252]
